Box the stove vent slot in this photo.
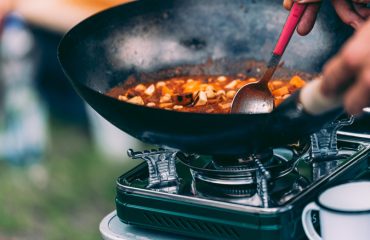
[143,212,240,240]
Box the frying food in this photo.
[107,75,306,114]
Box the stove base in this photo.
[106,163,370,240]
[115,139,370,240]
[100,211,192,240]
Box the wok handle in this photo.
[271,80,343,147]
[300,77,342,115]
[273,3,307,56]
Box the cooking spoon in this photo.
[231,3,307,114]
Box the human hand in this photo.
[283,0,322,36]
[283,0,370,35]
[331,0,370,29]
[322,20,370,114]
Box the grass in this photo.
[0,121,140,240]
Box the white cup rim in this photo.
[316,181,370,214]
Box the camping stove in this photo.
[102,117,370,240]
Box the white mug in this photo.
[301,181,370,240]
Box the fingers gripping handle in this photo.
[300,78,342,115]
[273,3,307,56]
[295,0,322,3]
[302,202,322,240]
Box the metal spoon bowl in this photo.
[231,3,307,114]
[231,58,279,114]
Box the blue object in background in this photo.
[0,13,48,165]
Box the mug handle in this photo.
[302,202,322,240]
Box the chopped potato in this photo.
[173,105,184,110]
[183,81,201,93]
[205,86,216,99]
[144,84,156,96]
[156,81,166,88]
[290,75,306,88]
[127,96,144,105]
[225,80,240,90]
[269,80,285,91]
[135,84,146,92]
[272,86,290,97]
[217,76,227,82]
[194,91,208,106]
[160,93,172,103]
[118,95,128,101]
[159,102,174,108]
[218,102,231,110]
[161,86,173,95]
[226,90,236,99]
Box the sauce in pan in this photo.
[107,75,306,114]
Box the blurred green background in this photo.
[0,119,139,240]
[0,3,142,239]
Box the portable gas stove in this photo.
[101,117,370,240]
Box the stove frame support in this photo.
[127,148,179,188]
[310,116,354,180]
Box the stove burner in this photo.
[177,148,299,208]
[178,148,296,187]
[211,150,274,170]
[193,180,258,198]
[190,170,309,208]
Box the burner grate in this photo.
[181,148,294,187]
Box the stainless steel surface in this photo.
[255,159,271,208]
[100,211,192,240]
[127,148,178,188]
[190,170,254,185]
[310,117,354,160]
[338,131,370,140]
[312,160,340,181]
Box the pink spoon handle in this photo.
[273,3,307,56]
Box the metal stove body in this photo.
[114,118,370,240]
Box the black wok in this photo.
[58,0,353,156]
